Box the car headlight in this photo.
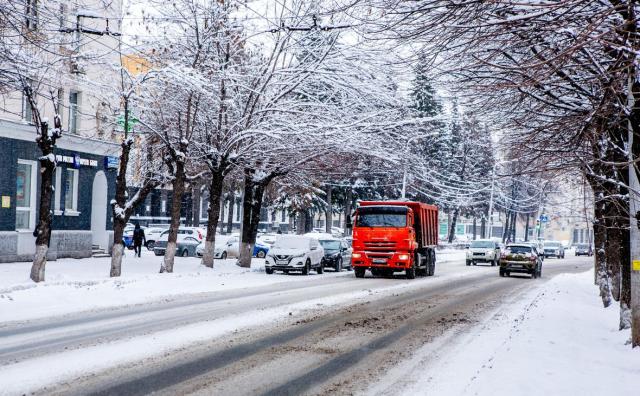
[291,253,305,258]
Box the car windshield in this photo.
[470,241,494,248]
[545,242,561,247]
[319,240,340,250]
[506,246,532,254]
[273,237,307,249]
[577,244,588,248]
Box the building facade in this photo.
[0,0,123,262]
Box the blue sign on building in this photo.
[104,156,119,169]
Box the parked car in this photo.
[198,235,270,259]
[144,227,169,250]
[575,243,594,256]
[543,241,565,258]
[153,228,205,256]
[499,244,542,278]
[466,239,501,266]
[317,237,352,272]
[153,236,201,257]
[265,235,324,275]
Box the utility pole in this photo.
[628,63,640,347]
[487,163,497,239]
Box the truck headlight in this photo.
[352,253,362,259]
[398,254,410,261]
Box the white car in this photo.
[144,227,169,250]
[466,239,501,266]
[265,235,324,275]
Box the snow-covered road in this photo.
[0,253,594,395]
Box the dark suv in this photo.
[500,244,542,278]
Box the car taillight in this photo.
[501,253,507,259]
[530,255,537,262]
[198,230,203,240]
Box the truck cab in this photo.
[351,201,438,279]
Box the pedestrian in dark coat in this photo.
[133,223,146,258]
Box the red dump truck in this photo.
[351,201,438,279]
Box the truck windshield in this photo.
[357,213,407,227]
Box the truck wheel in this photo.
[265,268,274,274]
[355,268,365,278]
[427,259,435,276]
[406,265,416,279]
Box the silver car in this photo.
[153,236,201,257]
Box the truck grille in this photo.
[364,241,397,251]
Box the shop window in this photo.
[64,168,79,214]
[16,160,37,230]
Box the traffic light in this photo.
[535,219,541,230]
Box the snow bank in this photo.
[391,270,640,396]
[0,249,466,323]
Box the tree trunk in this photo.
[226,197,234,234]
[296,210,306,235]
[192,181,201,227]
[510,212,517,241]
[524,213,530,242]
[202,170,225,268]
[160,161,186,273]
[480,214,486,239]
[447,208,459,243]
[325,185,332,233]
[472,216,477,240]
[30,122,57,283]
[238,169,272,268]
[502,211,510,243]
[345,188,353,236]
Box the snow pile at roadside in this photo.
[0,249,466,323]
[399,270,640,395]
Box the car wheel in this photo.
[335,258,342,272]
[265,267,274,275]
[354,268,365,278]
[506,271,511,277]
[257,250,266,258]
[499,268,505,277]
[317,263,324,274]
[146,241,155,250]
[466,260,471,266]
[154,250,162,256]
[472,261,477,266]
[221,251,227,260]
[302,259,310,275]
[182,249,189,257]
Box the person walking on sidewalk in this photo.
[133,223,146,258]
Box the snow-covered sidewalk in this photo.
[380,270,640,396]
[0,249,466,323]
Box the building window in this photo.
[25,0,38,30]
[16,160,37,230]
[22,92,34,123]
[54,168,62,214]
[56,88,64,125]
[64,168,79,213]
[68,91,79,133]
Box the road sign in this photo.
[539,215,549,223]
